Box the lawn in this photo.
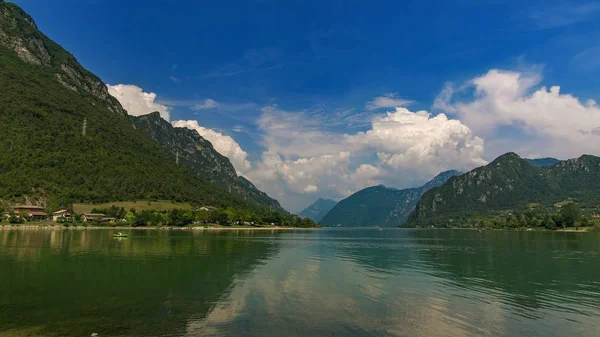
[73,200,193,214]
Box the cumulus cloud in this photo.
[366,93,414,110]
[171,120,252,174]
[107,84,171,121]
[246,105,485,211]
[350,108,486,175]
[436,69,600,158]
[193,98,220,110]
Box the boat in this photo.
[113,232,128,238]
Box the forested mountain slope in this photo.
[0,2,276,211]
[132,112,285,212]
[407,153,600,226]
[320,170,460,227]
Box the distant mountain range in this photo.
[298,198,337,222]
[320,170,461,227]
[407,153,600,226]
[0,2,283,212]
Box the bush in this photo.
[8,215,23,224]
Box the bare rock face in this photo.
[0,2,126,116]
[132,112,287,213]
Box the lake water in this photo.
[1,228,599,337]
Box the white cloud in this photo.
[192,98,220,110]
[436,69,600,158]
[169,76,180,83]
[106,84,171,121]
[246,105,485,212]
[351,108,486,176]
[171,120,252,174]
[366,93,413,110]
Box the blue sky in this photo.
[13,0,600,211]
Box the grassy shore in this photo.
[72,200,192,214]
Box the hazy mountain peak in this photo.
[319,170,461,227]
[298,198,337,222]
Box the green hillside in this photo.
[407,153,600,226]
[132,112,286,212]
[0,2,273,212]
[320,170,460,227]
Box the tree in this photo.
[560,203,580,228]
[580,216,589,228]
[213,210,230,226]
[124,211,139,226]
[543,214,556,230]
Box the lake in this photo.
[1,228,599,336]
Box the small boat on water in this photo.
[113,232,128,238]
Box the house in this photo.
[198,206,217,211]
[52,209,71,222]
[592,214,600,219]
[13,205,47,220]
[81,213,105,222]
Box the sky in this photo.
[13,0,600,212]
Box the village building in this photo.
[52,209,71,222]
[198,206,217,211]
[13,205,47,220]
[81,213,106,222]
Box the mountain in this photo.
[526,157,560,168]
[0,2,277,212]
[298,198,337,222]
[407,153,600,226]
[132,112,285,212]
[319,170,461,227]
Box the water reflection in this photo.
[191,229,600,337]
[0,229,282,337]
[2,229,600,337]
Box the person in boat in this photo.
[118,232,123,236]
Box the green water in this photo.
[1,229,599,337]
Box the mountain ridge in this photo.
[526,157,560,168]
[132,112,286,212]
[0,2,280,212]
[407,153,600,226]
[320,170,461,227]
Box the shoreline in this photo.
[404,227,593,232]
[0,224,318,231]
